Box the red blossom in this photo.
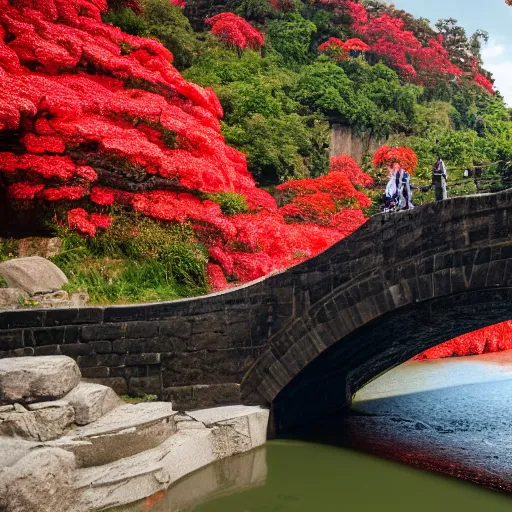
[474,73,495,94]
[68,208,97,236]
[90,187,115,205]
[90,213,113,229]
[7,182,45,200]
[207,263,229,291]
[205,13,264,50]
[373,145,418,174]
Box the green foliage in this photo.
[206,192,249,215]
[292,60,421,137]
[51,215,208,304]
[103,0,512,198]
[103,6,146,36]
[105,0,202,69]
[267,14,317,66]
[223,113,329,184]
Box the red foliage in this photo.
[318,37,349,61]
[413,37,462,87]
[344,38,370,52]
[170,0,186,7]
[318,37,369,61]
[474,73,495,94]
[205,13,264,50]
[413,322,512,360]
[373,145,418,174]
[338,1,493,91]
[0,0,373,294]
[207,263,229,291]
[330,155,374,186]
[67,208,98,237]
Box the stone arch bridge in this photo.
[1,190,512,432]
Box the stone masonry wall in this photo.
[1,190,512,412]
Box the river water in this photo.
[124,352,512,512]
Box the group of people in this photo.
[382,157,447,212]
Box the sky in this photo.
[386,0,512,104]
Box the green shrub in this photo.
[51,215,208,304]
[206,192,249,215]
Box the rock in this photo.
[0,288,26,308]
[0,448,77,512]
[64,382,123,425]
[17,238,62,259]
[0,401,75,441]
[0,356,81,404]
[75,405,269,512]
[27,400,70,411]
[0,256,68,295]
[57,402,177,467]
[0,438,41,468]
[188,405,269,457]
[70,292,89,307]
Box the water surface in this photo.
[122,352,512,511]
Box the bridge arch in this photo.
[241,190,512,432]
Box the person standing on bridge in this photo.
[392,162,414,210]
[432,157,448,201]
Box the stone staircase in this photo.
[0,356,269,512]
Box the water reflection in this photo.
[116,448,267,512]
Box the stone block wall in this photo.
[330,124,385,164]
[0,287,295,410]
[1,190,512,414]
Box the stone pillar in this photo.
[432,173,447,201]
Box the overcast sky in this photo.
[387,0,512,104]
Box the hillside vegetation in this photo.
[0,0,511,305]
[108,0,512,188]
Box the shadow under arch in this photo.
[270,288,512,434]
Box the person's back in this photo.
[432,157,448,201]
[433,158,447,177]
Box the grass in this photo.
[50,213,209,305]
[121,393,158,404]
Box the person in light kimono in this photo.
[384,162,414,211]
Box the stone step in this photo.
[0,356,81,404]
[0,400,75,442]
[74,405,269,511]
[48,402,177,468]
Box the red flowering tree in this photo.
[412,36,462,87]
[205,12,264,52]
[473,73,495,94]
[340,1,495,92]
[318,37,369,61]
[0,0,375,294]
[276,156,372,229]
[373,146,418,174]
[318,37,349,61]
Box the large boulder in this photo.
[0,401,75,442]
[0,256,67,295]
[0,356,81,404]
[0,448,77,512]
[64,382,123,425]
